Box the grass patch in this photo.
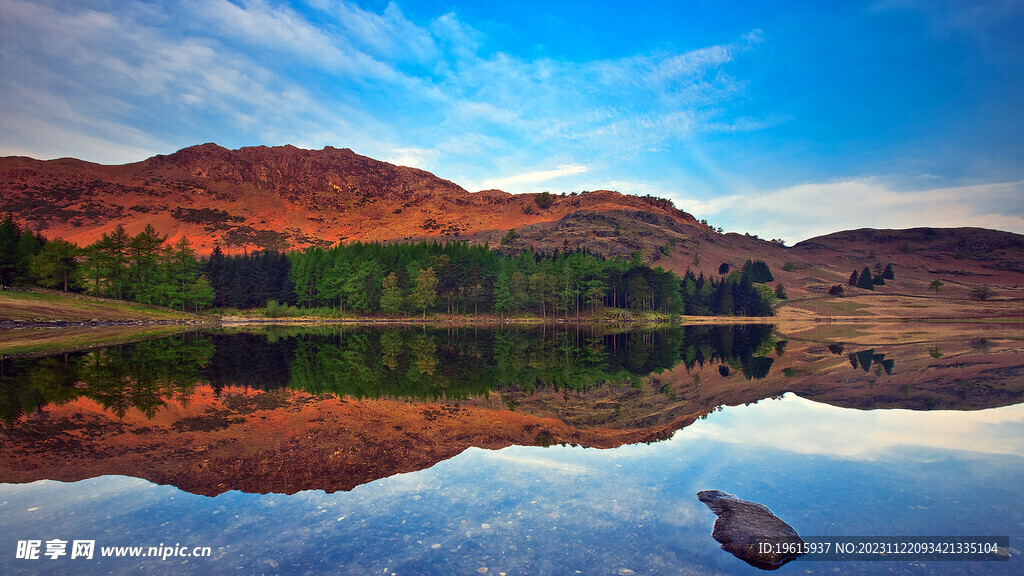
[0,290,198,322]
[790,298,872,317]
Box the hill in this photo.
[3,144,1024,318]
[0,143,701,254]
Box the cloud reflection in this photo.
[677,394,1024,460]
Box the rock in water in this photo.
[697,490,805,570]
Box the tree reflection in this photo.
[1,325,778,424]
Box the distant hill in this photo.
[3,144,1024,312]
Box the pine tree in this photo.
[102,225,131,299]
[206,245,227,306]
[882,263,895,280]
[493,270,513,318]
[849,270,859,286]
[857,266,875,290]
[31,239,79,291]
[0,215,19,287]
[127,225,165,303]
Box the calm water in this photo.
[1,324,1023,575]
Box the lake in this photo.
[1,323,1022,574]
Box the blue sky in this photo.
[2,0,1023,243]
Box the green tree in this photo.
[0,215,19,286]
[81,243,109,295]
[411,267,438,318]
[155,237,201,310]
[31,239,79,291]
[746,260,774,283]
[929,280,943,294]
[493,269,514,318]
[342,260,374,313]
[775,283,788,300]
[510,270,529,313]
[534,191,554,209]
[380,272,403,314]
[529,271,558,318]
[100,225,130,298]
[857,266,875,290]
[882,263,895,280]
[189,275,215,312]
[14,229,43,285]
[127,225,165,303]
[628,274,651,311]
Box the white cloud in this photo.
[686,178,1024,243]
[476,164,589,192]
[385,147,439,170]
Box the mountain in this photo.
[0,143,702,255]
[3,143,1024,316]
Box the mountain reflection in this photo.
[2,323,1023,496]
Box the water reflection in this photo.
[1,325,778,424]
[2,324,1023,497]
[1,394,1021,576]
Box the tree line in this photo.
[1,217,213,312]
[1,216,777,318]
[210,241,777,318]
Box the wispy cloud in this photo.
[0,0,765,174]
[477,164,589,191]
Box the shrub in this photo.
[782,261,795,272]
[265,299,295,317]
[828,285,845,297]
[969,285,994,301]
[534,191,554,209]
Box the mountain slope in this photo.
[1,143,703,254]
